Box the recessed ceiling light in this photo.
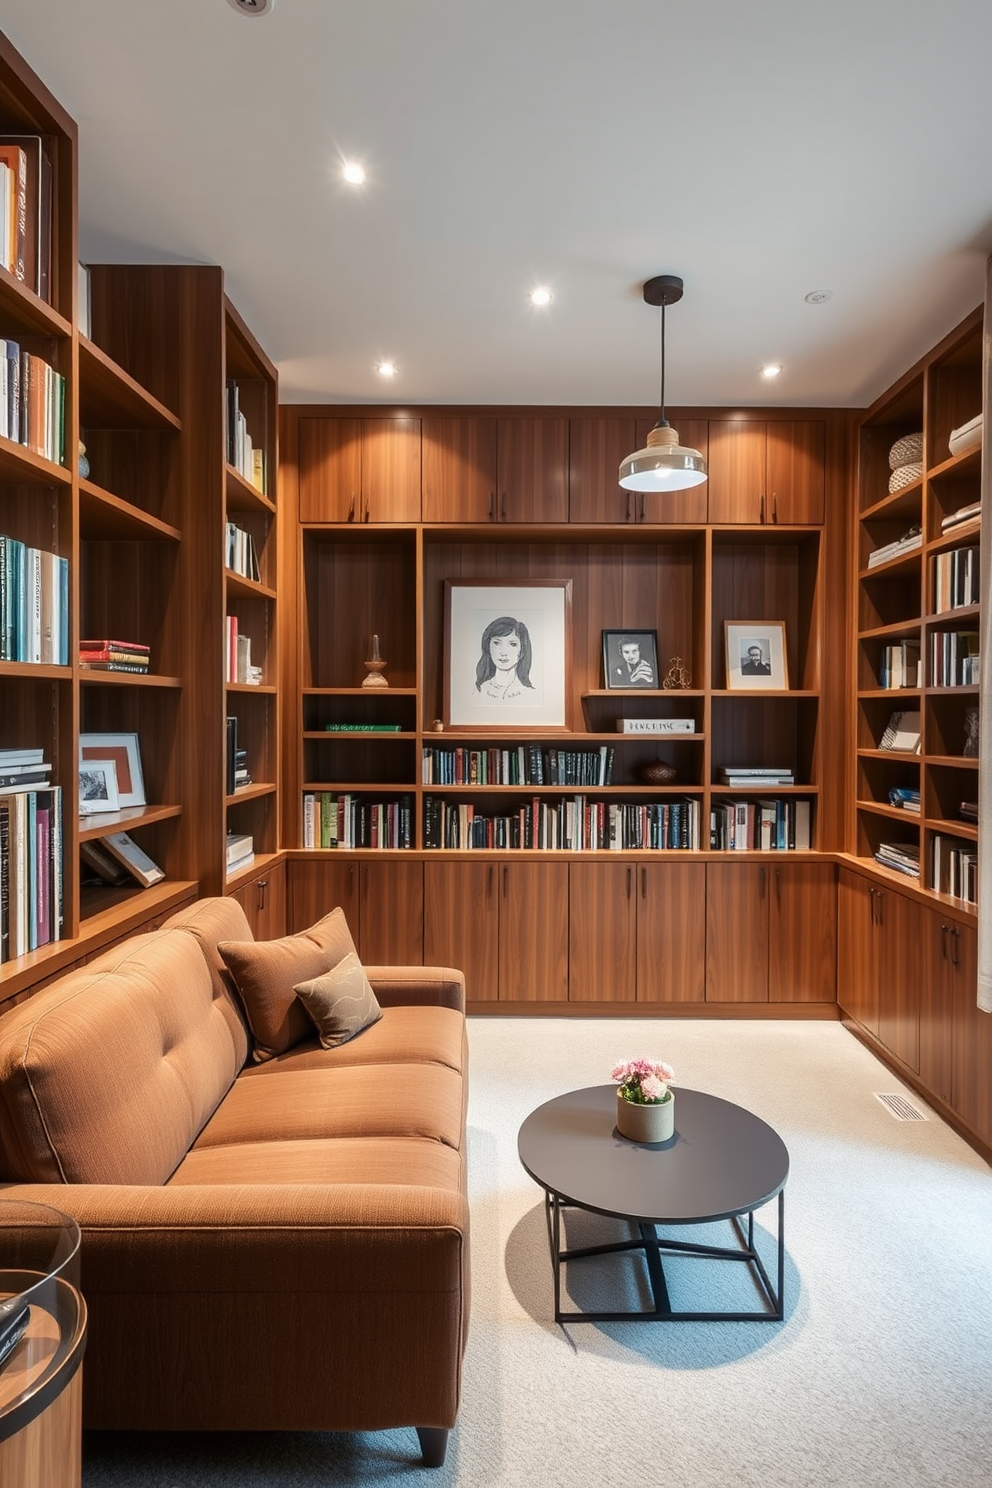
[377,361,397,378]
[342,162,366,186]
[226,0,276,15]
[804,290,833,304]
[761,364,782,380]
[530,287,552,307]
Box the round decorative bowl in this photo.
[639,759,677,785]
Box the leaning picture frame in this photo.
[79,732,146,807]
[78,759,120,815]
[725,621,789,691]
[443,580,572,728]
[602,629,660,690]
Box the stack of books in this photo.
[874,841,920,878]
[226,831,254,875]
[717,766,794,787]
[887,786,920,814]
[710,797,811,851]
[0,535,69,663]
[931,835,977,903]
[0,746,51,790]
[79,638,150,674]
[866,526,922,568]
[422,744,615,787]
[940,500,981,532]
[225,717,251,795]
[616,718,694,735]
[303,793,414,851]
[929,630,980,687]
[225,616,262,685]
[0,754,62,962]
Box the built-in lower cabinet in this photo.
[288,858,424,966]
[837,868,918,1067]
[568,862,706,1003]
[228,859,287,939]
[707,862,837,1004]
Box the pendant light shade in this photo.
[619,275,707,493]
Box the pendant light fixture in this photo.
[619,275,707,492]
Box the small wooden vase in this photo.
[616,1090,675,1143]
[362,633,389,689]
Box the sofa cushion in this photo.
[237,1004,466,1077]
[217,908,358,1062]
[160,896,254,1070]
[294,952,382,1049]
[192,1063,465,1152]
[0,929,243,1185]
[170,1134,463,1190]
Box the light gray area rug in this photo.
[83,1017,992,1487]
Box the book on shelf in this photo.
[0,134,52,301]
[931,835,977,904]
[947,414,983,460]
[709,797,810,851]
[98,831,165,889]
[226,832,254,872]
[421,744,614,788]
[879,641,920,690]
[77,261,91,338]
[420,793,699,852]
[932,546,979,613]
[79,638,150,673]
[874,842,920,878]
[929,630,980,687]
[866,527,922,569]
[79,837,130,887]
[324,723,402,732]
[225,617,262,685]
[615,718,694,735]
[0,535,69,664]
[225,381,266,493]
[0,784,62,963]
[225,521,261,582]
[878,711,921,753]
[717,767,795,786]
[887,786,920,814]
[302,793,414,851]
[958,800,978,823]
[0,142,27,281]
[941,500,981,532]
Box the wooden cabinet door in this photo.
[299,418,362,522]
[706,421,766,524]
[253,859,287,940]
[947,925,991,1143]
[363,417,421,522]
[424,860,499,1001]
[500,860,569,1001]
[287,858,360,937]
[359,860,424,966]
[705,863,769,1002]
[568,862,636,1002]
[568,418,636,523]
[422,416,498,522]
[636,862,705,1002]
[875,886,919,1071]
[633,418,710,524]
[766,421,825,525]
[837,869,879,1035]
[920,911,956,1105]
[498,418,567,523]
[768,862,836,1003]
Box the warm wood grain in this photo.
[363,417,421,521]
[837,868,879,1035]
[707,420,766,524]
[567,417,636,523]
[424,860,500,1001]
[298,418,361,523]
[288,857,360,934]
[497,417,567,524]
[422,416,497,522]
[358,860,425,965]
[767,420,825,525]
[568,861,636,1002]
[637,861,706,1001]
[705,863,769,1002]
[501,860,568,1000]
[768,862,837,1002]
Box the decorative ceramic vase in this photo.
[616,1090,675,1143]
[362,633,389,689]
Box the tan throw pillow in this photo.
[294,952,383,1049]
[217,907,358,1062]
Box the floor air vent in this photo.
[874,1092,928,1122]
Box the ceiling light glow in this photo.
[342,161,366,185]
[761,364,782,379]
[530,287,552,306]
[377,361,397,378]
[805,290,833,304]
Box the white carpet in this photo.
[83,1017,992,1486]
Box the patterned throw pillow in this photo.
[294,952,383,1048]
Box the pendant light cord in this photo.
[659,299,667,427]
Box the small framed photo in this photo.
[444,580,572,728]
[725,621,789,690]
[79,733,146,808]
[78,759,120,815]
[602,630,659,690]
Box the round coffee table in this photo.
[518,1085,789,1323]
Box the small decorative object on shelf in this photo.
[77,440,89,479]
[725,622,788,690]
[638,759,677,785]
[602,629,659,689]
[611,1057,676,1144]
[362,633,389,689]
[963,705,979,757]
[662,655,691,690]
[431,719,445,732]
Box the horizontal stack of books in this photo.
[0,536,69,664]
[226,831,254,875]
[874,841,920,878]
[887,786,920,814]
[0,752,62,962]
[717,766,795,787]
[303,793,414,851]
[79,638,150,674]
[615,718,695,735]
[422,744,615,787]
[710,797,811,851]
[940,500,981,533]
[225,717,251,795]
[866,525,922,569]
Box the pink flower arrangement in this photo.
[611,1057,675,1105]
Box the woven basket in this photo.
[889,432,923,470]
[889,460,923,493]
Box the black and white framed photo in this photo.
[602,629,659,690]
[725,621,789,690]
[78,759,120,814]
[79,732,146,807]
[443,580,572,728]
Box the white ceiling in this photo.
[3,0,991,409]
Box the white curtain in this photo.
[978,254,992,1011]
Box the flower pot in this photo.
[616,1089,675,1143]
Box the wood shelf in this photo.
[77,803,182,842]
[0,436,71,487]
[926,816,978,840]
[225,782,277,806]
[226,463,275,514]
[79,337,182,431]
[226,682,277,695]
[77,670,183,688]
[225,570,277,602]
[0,662,70,680]
[79,479,182,542]
[0,268,72,338]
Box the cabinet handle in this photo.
[487,864,494,896]
[775,866,781,904]
[363,497,370,522]
[771,493,778,523]
[639,493,646,523]
[952,926,961,968]
[257,878,268,910]
[876,891,884,927]
[759,492,766,523]
[641,866,647,900]
[501,493,507,521]
[348,494,356,522]
[503,865,509,898]
[760,865,766,899]
[488,492,495,521]
[626,867,632,899]
[940,923,949,962]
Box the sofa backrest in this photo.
[0,918,249,1185]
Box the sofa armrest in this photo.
[365,966,465,1014]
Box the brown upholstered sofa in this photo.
[0,897,469,1468]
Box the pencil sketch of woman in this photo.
[475,616,534,701]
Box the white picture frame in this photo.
[443,581,572,729]
[725,621,789,691]
[79,732,146,808]
[78,758,120,815]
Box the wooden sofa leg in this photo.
[416,1427,449,1467]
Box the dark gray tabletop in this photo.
[518,1086,790,1226]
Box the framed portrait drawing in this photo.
[602,629,659,690]
[78,759,120,814]
[79,732,146,807]
[725,621,789,691]
[444,580,572,728]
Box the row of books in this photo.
[0,783,62,964]
[225,522,261,582]
[866,526,922,569]
[79,638,149,674]
[929,630,979,687]
[932,546,979,613]
[0,343,65,465]
[874,841,920,878]
[225,381,266,494]
[931,835,977,905]
[421,745,616,787]
[879,641,920,690]
[710,797,811,851]
[716,766,795,787]
[0,135,53,302]
[0,536,69,664]
[423,795,702,851]
[302,793,415,851]
[225,716,252,795]
[225,616,262,685]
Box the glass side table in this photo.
[0,1200,88,1488]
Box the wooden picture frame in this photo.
[78,759,120,814]
[725,621,789,690]
[443,580,572,728]
[602,629,660,690]
[79,732,146,807]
